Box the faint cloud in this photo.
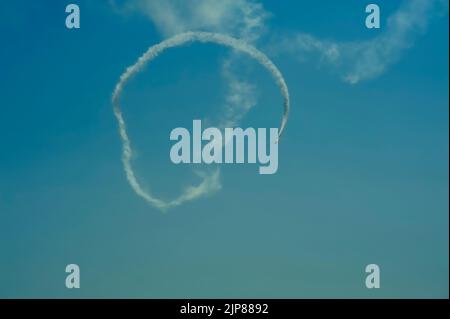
[275,0,448,84]
[110,0,269,40]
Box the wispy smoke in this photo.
[112,32,290,210]
[275,0,448,84]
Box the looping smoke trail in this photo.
[112,31,290,210]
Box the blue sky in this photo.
[0,0,448,298]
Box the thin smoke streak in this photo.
[112,31,290,210]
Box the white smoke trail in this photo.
[112,31,290,210]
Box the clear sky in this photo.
[0,0,448,298]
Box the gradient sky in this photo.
[0,0,448,298]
